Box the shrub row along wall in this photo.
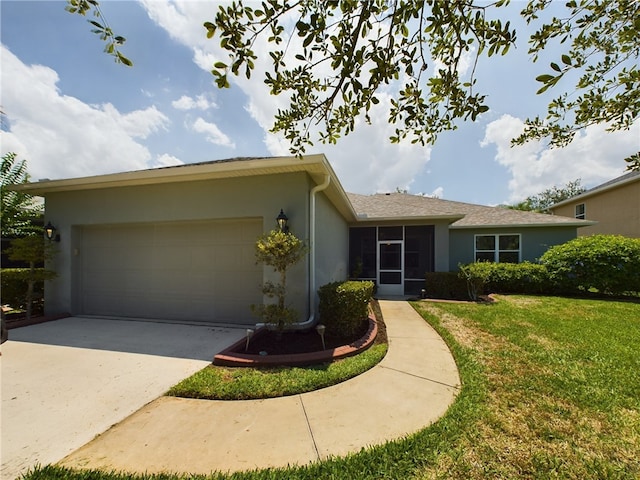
[318,280,375,337]
[0,268,50,310]
[424,235,640,300]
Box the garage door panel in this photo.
[80,220,262,324]
[215,297,254,323]
[151,246,188,270]
[191,245,215,266]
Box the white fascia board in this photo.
[8,154,329,195]
[551,174,640,209]
[450,220,598,229]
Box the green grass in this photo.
[23,295,640,479]
[167,343,388,400]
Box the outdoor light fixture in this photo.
[44,221,60,242]
[276,209,289,233]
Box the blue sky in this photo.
[1,1,638,206]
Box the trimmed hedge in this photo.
[0,268,52,309]
[443,235,640,300]
[540,235,640,295]
[424,272,468,300]
[459,261,550,299]
[318,280,374,337]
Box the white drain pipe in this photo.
[257,174,331,331]
[291,173,331,330]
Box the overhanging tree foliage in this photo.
[65,0,131,66]
[205,0,640,168]
[67,0,639,169]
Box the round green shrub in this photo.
[318,280,374,337]
[539,235,640,296]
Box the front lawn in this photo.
[23,295,639,479]
[167,343,388,400]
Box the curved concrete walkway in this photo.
[59,300,461,475]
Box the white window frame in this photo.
[575,203,586,219]
[474,234,521,263]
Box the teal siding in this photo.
[449,227,578,270]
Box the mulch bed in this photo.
[245,319,370,355]
[243,299,388,356]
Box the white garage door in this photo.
[80,219,263,324]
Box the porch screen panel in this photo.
[404,225,435,294]
[349,227,376,279]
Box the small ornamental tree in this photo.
[252,229,308,332]
[1,152,43,238]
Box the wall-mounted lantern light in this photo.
[276,209,289,233]
[44,221,60,242]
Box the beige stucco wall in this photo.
[433,221,451,271]
[551,181,639,237]
[44,172,345,321]
[313,189,349,289]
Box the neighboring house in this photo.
[12,155,593,325]
[549,171,640,237]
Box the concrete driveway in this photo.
[0,317,246,480]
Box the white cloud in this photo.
[172,94,217,111]
[426,186,444,198]
[481,114,639,202]
[151,153,184,168]
[192,117,235,148]
[433,45,475,78]
[102,103,169,139]
[1,45,170,180]
[319,95,432,194]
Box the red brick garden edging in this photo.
[213,316,378,367]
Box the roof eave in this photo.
[551,174,640,209]
[450,220,598,229]
[355,214,465,223]
[9,154,330,195]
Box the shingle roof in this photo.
[347,192,595,228]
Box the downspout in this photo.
[289,173,331,330]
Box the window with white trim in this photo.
[475,234,521,263]
[575,203,585,219]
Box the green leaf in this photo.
[214,61,227,69]
[303,34,314,48]
[117,52,133,67]
[536,83,552,94]
[536,74,555,83]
